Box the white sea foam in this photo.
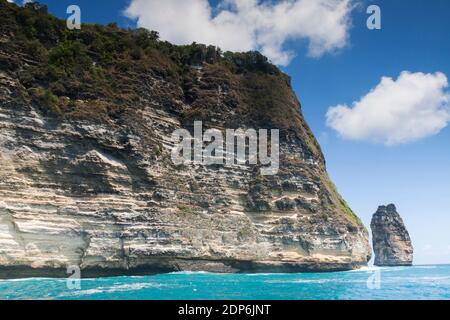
[68,282,169,296]
[168,271,222,276]
[347,266,381,272]
[0,277,62,283]
[267,279,333,284]
[411,265,438,269]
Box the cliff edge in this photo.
[0,1,371,278]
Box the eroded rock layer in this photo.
[0,1,371,278]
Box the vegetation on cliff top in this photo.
[0,1,283,104]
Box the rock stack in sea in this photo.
[371,204,413,266]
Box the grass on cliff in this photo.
[0,1,285,115]
[320,172,363,227]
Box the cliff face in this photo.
[371,204,413,266]
[0,1,370,278]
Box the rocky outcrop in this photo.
[0,1,371,278]
[371,204,413,266]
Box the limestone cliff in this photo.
[0,1,370,278]
[371,204,413,266]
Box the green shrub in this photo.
[48,40,92,73]
[130,46,143,60]
[24,39,48,61]
[31,88,61,115]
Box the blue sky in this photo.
[17,0,450,264]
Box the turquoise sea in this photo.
[1,265,449,300]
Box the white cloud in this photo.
[124,0,354,66]
[326,71,450,145]
[7,0,34,4]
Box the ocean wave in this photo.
[167,271,214,275]
[411,265,438,269]
[0,277,63,283]
[245,273,282,276]
[348,266,433,273]
[67,282,169,297]
[264,279,334,284]
[347,266,381,273]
